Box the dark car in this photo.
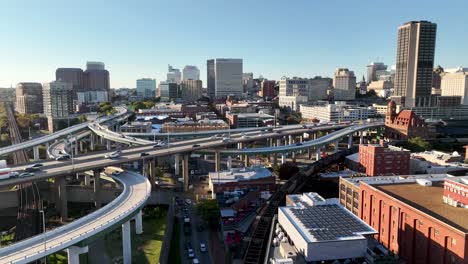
[140,152,149,157]
[296,143,303,146]
[276,131,282,134]
[302,125,308,128]
[55,154,71,161]
[31,163,43,168]
[25,166,40,172]
[192,144,200,148]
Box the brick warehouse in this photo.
[358,144,410,176]
[385,100,432,140]
[359,179,468,264]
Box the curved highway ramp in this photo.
[0,171,151,264]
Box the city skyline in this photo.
[1,0,468,88]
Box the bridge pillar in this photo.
[66,245,88,264]
[348,135,353,148]
[276,138,281,147]
[288,135,293,145]
[100,136,104,145]
[359,132,364,144]
[122,221,132,264]
[106,139,111,150]
[45,142,50,151]
[84,173,91,185]
[93,170,101,209]
[142,159,148,177]
[292,152,296,163]
[316,148,321,160]
[33,145,40,161]
[334,140,339,153]
[227,156,232,170]
[273,153,278,167]
[215,150,220,172]
[79,140,84,153]
[182,154,189,191]
[58,176,68,221]
[90,134,95,151]
[174,154,180,176]
[149,159,156,186]
[281,154,285,164]
[133,210,143,235]
[74,141,79,155]
[244,155,249,167]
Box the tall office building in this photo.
[167,64,182,84]
[333,68,356,100]
[366,62,387,83]
[182,65,200,81]
[84,61,110,102]
[394,21,437,107]
[259,80,276,99]
[207,59,215,98]
[309,77,331,101]
[159,81,169,101]
[15,82,43,114]
[168,83,180,100]
[86,61,105,71]
[136,78,157,99]
[180,79,202,102]
[278,77,309,111]
[55,68,84,100]
[42,81,73,118]
[207,58,243,98]
[441,67,468,105]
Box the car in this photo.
[140,152,149,157]
[132,138,137,141]
[192,144,200,148]
[19,172,34,178]
[31,163,43,168]
[296,143,303,146]
[25,166,40,172]
[222,137,231,142]
[276,131,282,134]
[120,134,125,138]
[185,199,192,205]
[185,241,193,250]
[9,171,19,178]
[111,171,121,176]
[221,133,226,137]
[200,243,207,252]
[192,258,199,264]
[302,125,308,128]
[55,154,71,161]
[104,150,121,159]
[153,144,162,148]
[258,133,265,136]
[241,135,249,139]
[187,248,195,258]
[266,128,273,132]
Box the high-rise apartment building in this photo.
[366,62,388,83]
[441,67,468,105]
[136,78,157,99]
[42,81,73,118]
[182,65,200,81]
[333,68,356,100]
[207,58,243,98]
[15,82,43,114]
[180,79,202,102]
[394,21,437,107]
[167,64,182,84]
[55,68,84,100]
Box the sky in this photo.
[1,0,467,88]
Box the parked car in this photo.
[192,258,199,264]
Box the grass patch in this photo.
[104,206,168,263]
[47,251,68,264]
[168,218,181,264]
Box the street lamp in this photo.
[39,208,47,264]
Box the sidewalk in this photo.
[208,230,227,264]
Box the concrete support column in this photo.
[273,153,278,167]
[58,176,68,221]
[292,152,296,163]
[334,140,339,153]
[66,246,89,264]
[288,135,293,145]
[33,146,40,161]
[316,148,321,160]
[227,156,232,170]
[90,134,95,151]
[174,154,180,176]
[122,221,132,264]
[45,142,50,151]
[106,139,111,150]
[359,132,364,144]
[182,154,189,191]
[313,133,317,140]
[215,150,220,172]
[276,139,281,147]
[244,155,249,167]
[348,135,353,148]
[281,154,285,164]
[93,170,101,209]
[84,174,91,186]
[308,148,311,159]
[133,210,143,235]
[79,140,84,153]
[100,136,104,145]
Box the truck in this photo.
[0,160,19,180]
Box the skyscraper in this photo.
[333,68,356,100]
[180,79,202,102]
[394,21,437,107]
[136,78,157,99]
[182,65,200,81]
[167,65,182,84]
[56,68,84,101]
[207,58,243,98]
[366,62,387,83]
[83,61,110,102]
[15,82,43,114]
[42,81,73,118]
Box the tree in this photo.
[196,199,220,229]
[406,137,432,152]
[278,162,299,180]
[78,115,87,123]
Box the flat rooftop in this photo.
[375,182,468,233]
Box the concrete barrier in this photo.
[159,199,174,264]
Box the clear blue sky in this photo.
[1,0,467,88]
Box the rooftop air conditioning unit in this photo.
[416,178,432,187]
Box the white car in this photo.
[200,243,207,252]
[104,150,121,159]
[222,137,231,142]
[192,258,199,264]
[187,248,195,258]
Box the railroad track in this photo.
[4,103,41,242]
[242,148,354,264]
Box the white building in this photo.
[182,65,200,81]
[441,67,468,105]
[77,90,108,104]
[278,77,330,110]
[167,64,181,84]
[299,102,376,122]
[278,192,376,262]
[136,78,156,99]
[42,81,73,118]
[279,77,309,98]
[279,96,308,111]
[213,58,243,98]
[333,68,356,100]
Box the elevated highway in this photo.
[0,170,151,264]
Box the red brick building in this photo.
[259,80,276,99]
[359,180,468,264]
[385,100,430,140]
[443,178,468,208]
[208,167,276,196]
[358,144,410,176]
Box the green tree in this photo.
[406,137,432,152]
[0,133,10,142]
[196,199,220,229]
[78,115,87,123]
